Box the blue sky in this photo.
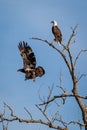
[0,0,87,130]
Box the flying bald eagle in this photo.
[51,20,62,46]
[17,41,45,80]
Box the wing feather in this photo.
[18,41,45,80]
[18,41,36,71]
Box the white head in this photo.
[51,20,57,26]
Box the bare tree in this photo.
[0,25,87,130]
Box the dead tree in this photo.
[0,25,87,130]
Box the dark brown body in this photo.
[52,26,62,44]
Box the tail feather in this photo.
[17,68,25,73]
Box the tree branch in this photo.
[38,93,87,106]
[74,49,87,67]
[0,103,67,130]
[67,24,78,47]
[31,37,72,74]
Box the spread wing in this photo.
[18,41,36,71]
[52,26,62,43]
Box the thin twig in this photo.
[67,24,78,47]
[74,50,87,66]
[78,74,86,82]
[24,107,33,119]
[35,104,51,122]
[43,85,54,112]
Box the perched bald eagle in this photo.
[51,20,62,46]
[17,41,45,80]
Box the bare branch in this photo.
[24,107,33,119]
[30,37,66,49]
[3,102,14,117]
[30,37,52,45]
[38,93,87,106]
[0,112,9,130]
[74,50,87,66]
[35,104,51,122]
[58,71,66,104]
[31,37,72,75]
[57,118,87,127]
[44,85,54,111]
[0,103,67,130]
[67,24,78,47]
[38,85,45,103]
[77,74,86,82]
[51,110,59,123]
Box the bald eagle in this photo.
[17,41,45,80]
[51,20,62,46]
